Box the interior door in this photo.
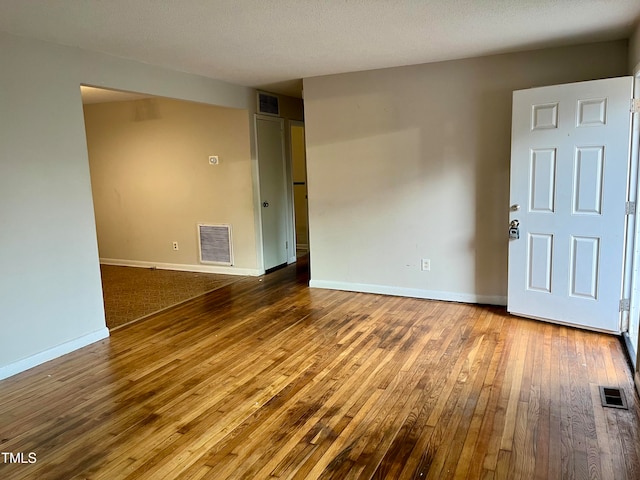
[256,115,288,271]
[508,77,633,333]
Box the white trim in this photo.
[251,114,265,273]
[100,258,263,276]
[0,328,109,381]
[309,279,506,306]
[287,256,297,264]
[636,67,640,377]
[628,69,640,372]
[621,75,638,335]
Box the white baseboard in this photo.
[100,258,263,276]
[0,328,110,381]
[308,279,507,306]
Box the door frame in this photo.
[623,69,639,358]
[628,64,640,393]
[254,114,294,271]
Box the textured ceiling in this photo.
[2,1,639,98]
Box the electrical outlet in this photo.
[421,258,431,271]
[172,241,179,251]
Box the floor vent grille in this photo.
[599,386,628,409]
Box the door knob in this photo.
[263,202,269,208]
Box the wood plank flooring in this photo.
[1,260,639,479]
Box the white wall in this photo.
[303,41,628,304]
[0,32,254,379]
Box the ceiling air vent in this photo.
[198,224,233,266]
[257,91,279,116]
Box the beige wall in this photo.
[303,40,628,304]
[0,31,254,378]
[631,21,640,71]
[84,98,258,273]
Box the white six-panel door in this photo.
[508,77,633,333]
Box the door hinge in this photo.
[626,201,636,215]
[631,98,640,114]
[285,241,288,250]
[619,298,630,312]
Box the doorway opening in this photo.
[81,85,253,329]
[255,113,309,275]
[290,121,309,257]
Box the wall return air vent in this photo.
[198,224,233,266]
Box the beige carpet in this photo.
[100,265,246,329]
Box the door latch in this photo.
[509,220,520,240]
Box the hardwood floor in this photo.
[1,260,639,479]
